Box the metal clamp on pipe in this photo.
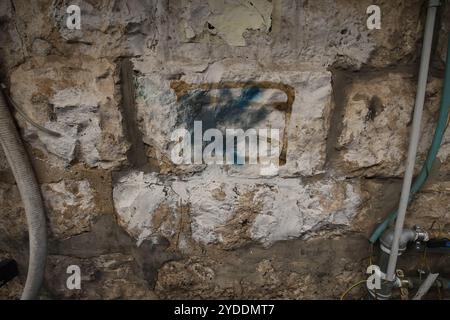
[380,226,429,255]
[369,226,430,300]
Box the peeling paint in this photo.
[207,0,273,46]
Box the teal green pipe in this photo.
[369,35,450,244]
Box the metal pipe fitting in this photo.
[385,0,440,283]
[370,227,430,299]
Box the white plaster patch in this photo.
[113,171,181,246]
[113,168,362,247]
[9,56,128,169]
[37,101,101,166]
[133,61,333,177]
[250,179,361,245]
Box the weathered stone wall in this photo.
[0,0,449,299]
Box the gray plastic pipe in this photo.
[385,0,440,282]
[0,90,47,299]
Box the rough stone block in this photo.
[41,180,97,239]
[335,73,449,177]
[10,56,128,169]
[134,60,333,177]
[113,168,363,248]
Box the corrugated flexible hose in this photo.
[0,90,47,300]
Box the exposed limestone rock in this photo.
[276,0,375,68]
[249,178,363,245]
[0,276,22,300]
[0,0,443,73]
[408,181,450,229]
[337,73,415,176]
[31,38,52,56]
[155,237,370,299]
[0,183,27,241]
[134,60,332,177]
[1,0,450,300]
[51,0,157,58]
[45,254,156,299]
[155,258,218,298]
[9,56,128,169]
[0,0,53,70]
[206,0,273,46]
[335,73,449,177]
[164,0,429,69]
[366,0,424,67]
[113,171,182,247]
[113,168,363,248]
[41,180,97,239]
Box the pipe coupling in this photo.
[380,226,429,255]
